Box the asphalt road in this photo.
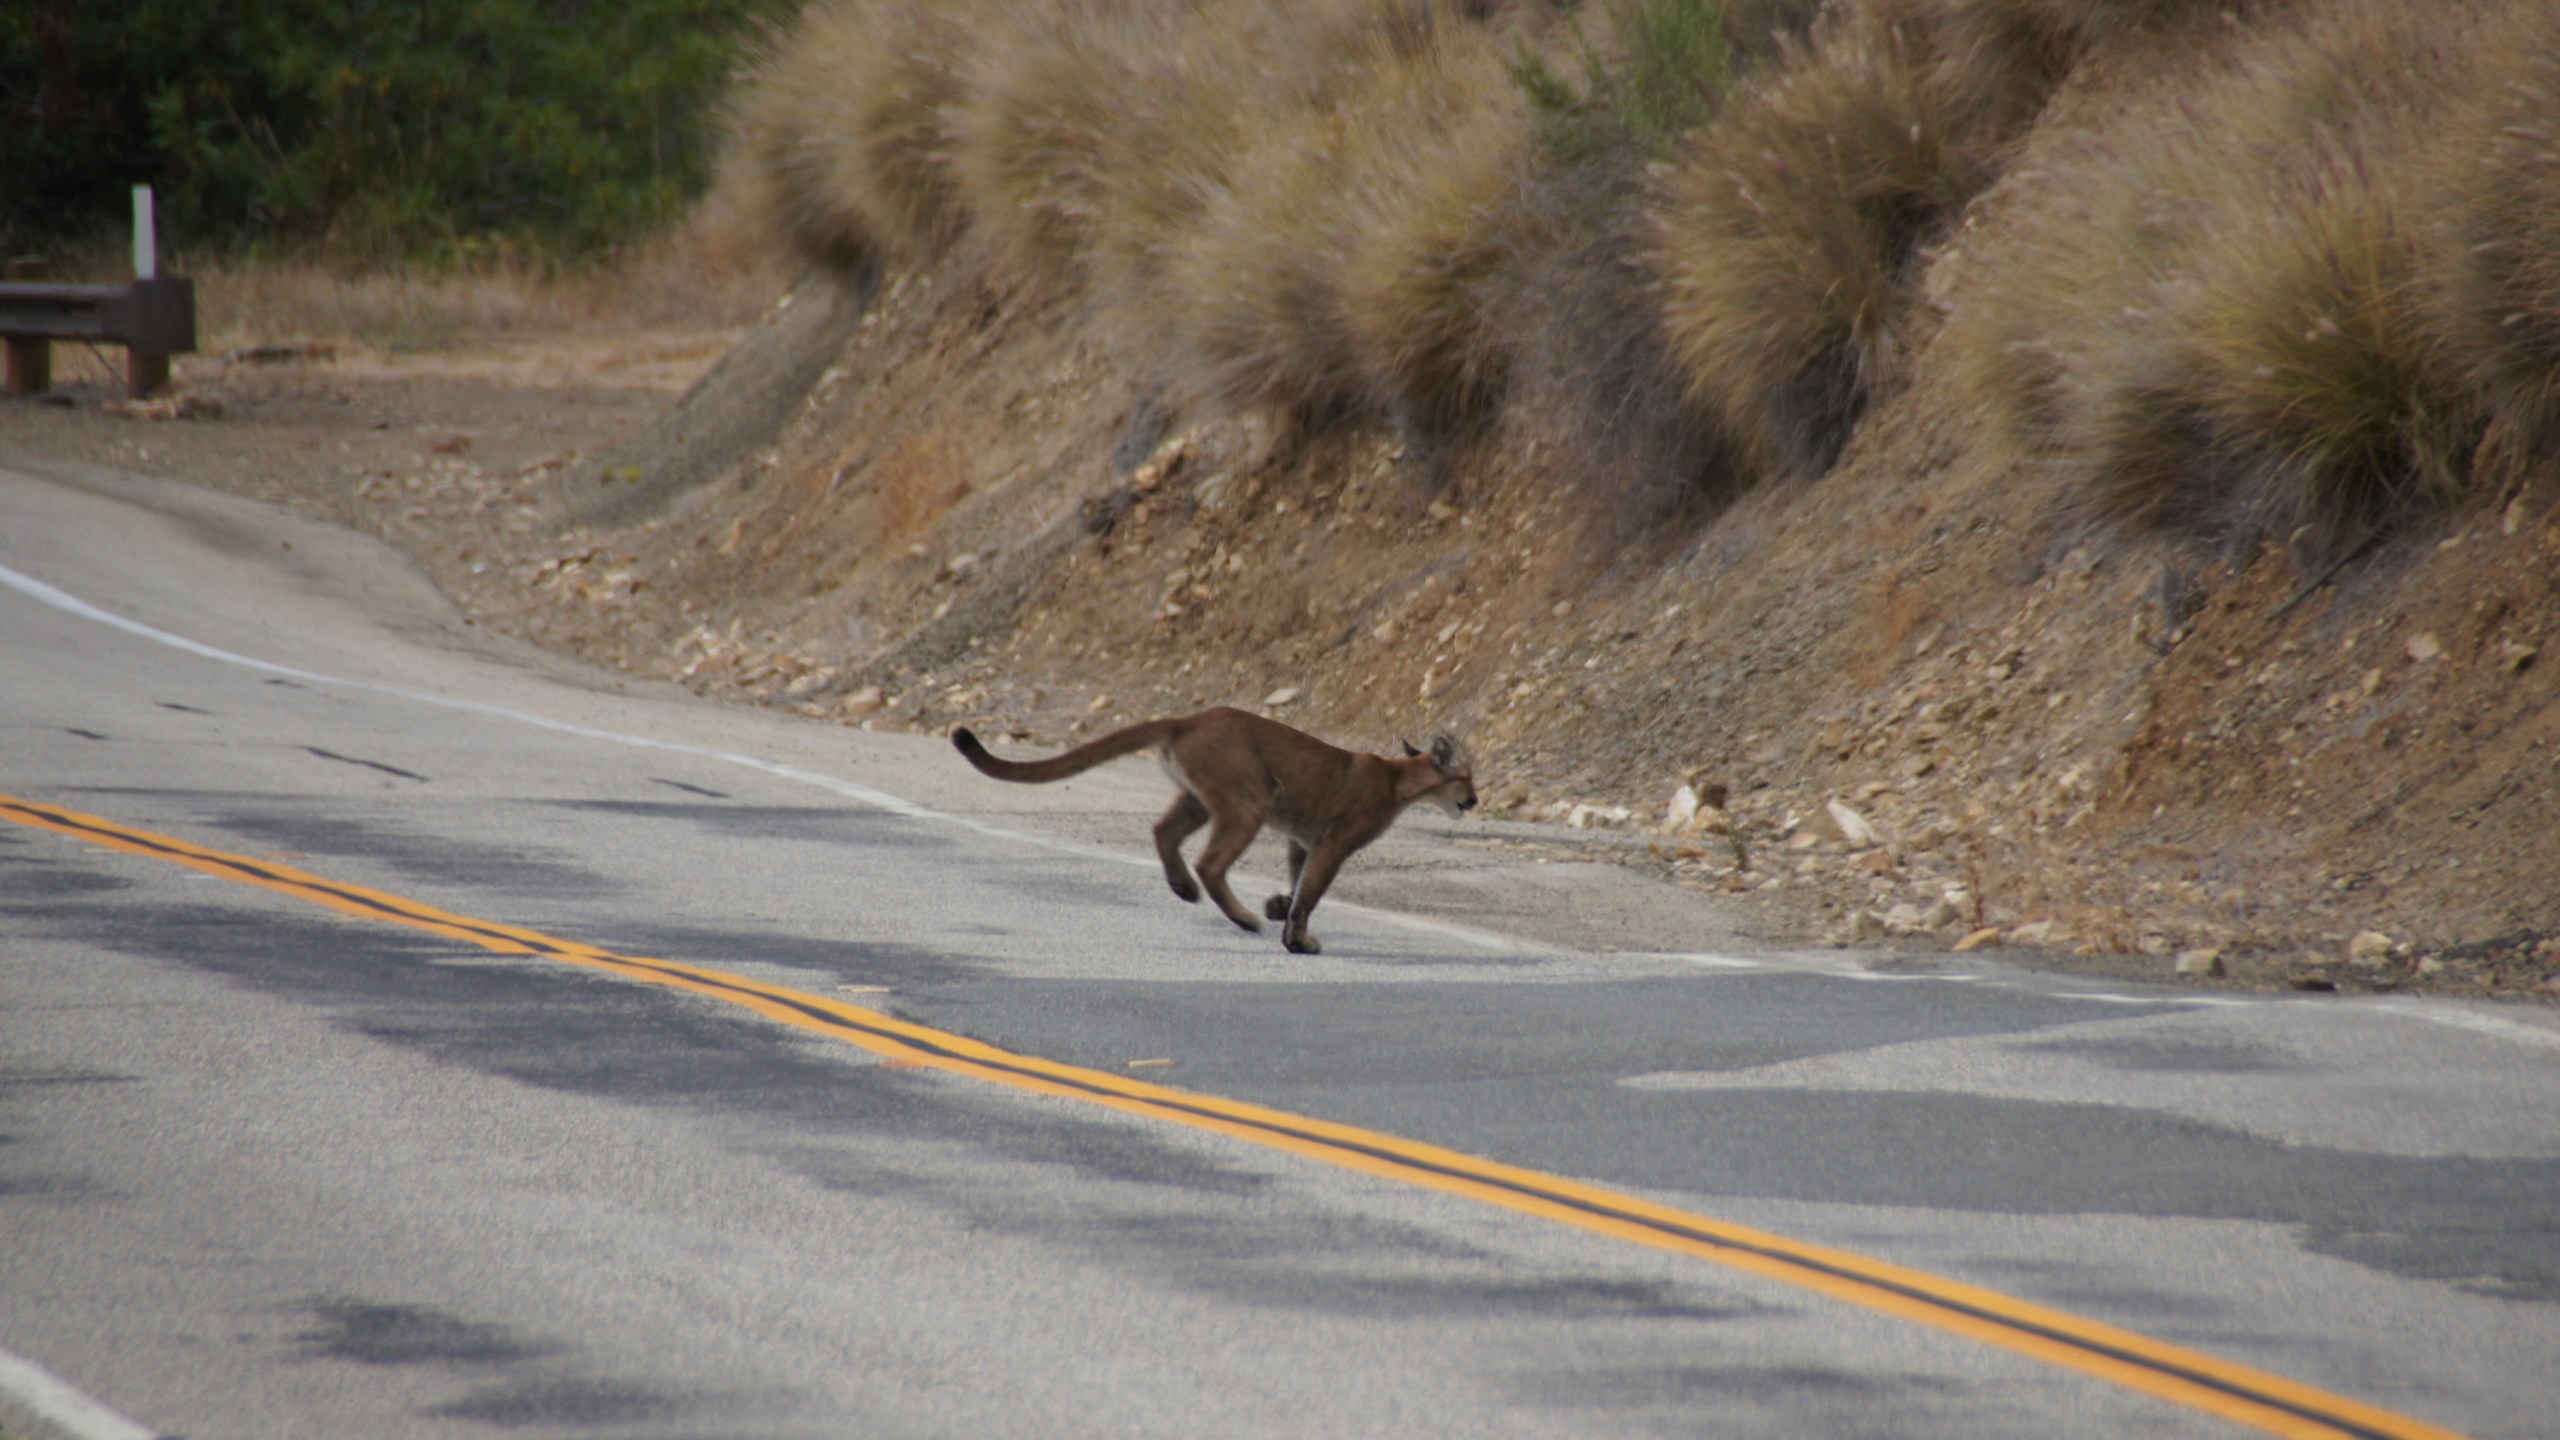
[2,457,2555,1440]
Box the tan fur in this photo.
[953,707,1476,953]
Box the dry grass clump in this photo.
[177,203,790,358]
[2079,146,2477,558]
[1303,24,1544,444]
[831,0,979,257]
[1150,14,1533,432]
[725,0,2560,554]
[1944,0,2550,566]
[2441,15,2560,473]
[1641,0,2275,489]
[731,0,986,274]
[1925,0,2271,140]
[734,0,1752,463]
[727,1,891,275]
[949,0,1334,297]
[1650,15,1983,479]
[946,4,1160,289]
[1336,94,1541,446]
[1068,2,1362,305]
[1155,117,1368,426]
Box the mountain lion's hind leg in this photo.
[1265,840,1308,922]
[1154,792,1208,903]
[1192,812,1267,932]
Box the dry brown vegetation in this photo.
[23,174,787,380]
[1651,11,1973,480]
[1944,0,2556,567]
[729,0,2560,572]
[735,0,1603,453]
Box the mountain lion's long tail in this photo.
[952,719,1177,783]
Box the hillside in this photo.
[46,0,2556,997]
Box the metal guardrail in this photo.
[0,262,197,399]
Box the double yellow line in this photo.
[0,793,2467,1440]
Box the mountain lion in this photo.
[952,707,1476,953]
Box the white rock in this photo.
[1823,799,1881,850]
[1664,784,1702,832]
[2175,948,2225,977]
[1262,686,1300,707]
[2347,931,2396,966]
[2405,632,2442,663]
[1921,895,1964,931]
[1850,909,1888,941]
[1568,803,1633,830]
[1882,902,1930,936]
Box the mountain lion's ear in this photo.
[1430,735,1456,766]
[1399,738,1423,758]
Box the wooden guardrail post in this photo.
[126,187,168,397]
[3,258,48,395]
[0,270,195,401]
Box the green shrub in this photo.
[2,0,790,261]
[1511,0,1737,174]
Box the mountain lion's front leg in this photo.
[1279,837,1353,954]
[1265,840,1308,922]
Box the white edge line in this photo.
[0,560,1520,953]
[0,1346,162,1440]
[1644,952,1764,970]
[2367,999,2560,1053]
